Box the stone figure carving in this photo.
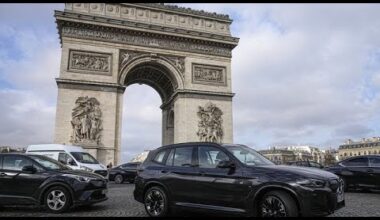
[196,102,223,143]
[192,64,226,85]
[70,96,103,146]
[69,50,111,74]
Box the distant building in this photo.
[338,137,380,160]
[0,146,26,153]
[260,145,327,165]
[259,148,295,165]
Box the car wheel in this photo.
[114,174,124,184]
[144,186,169,217]
[259,190,298,217]
[44,186,71,213]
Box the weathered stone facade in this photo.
[53,3,239,165]
[338,137,380,160]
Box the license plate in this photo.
[102,189,108,194]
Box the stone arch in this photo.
[119,54,184,102]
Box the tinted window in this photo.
[3,155,33,171]
[198,146,230,168]
[369,157,380,167]
[58,153,69,164]
[173,147,193,167]
[153,150,167,164]
[342,157,369,167]
[310,161,322,168]
[165,149,175,166]
[224,145,274,166]
[70,152,98,164]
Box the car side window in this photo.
[153,150,167,164]
[165,149,175,166]
[198,146,230,169]
[310,162,321,168]
[58,153,69,164]
[3,155,33,171]
[172,147,193,167]
[369,157,380,167]
[342,157,368,167]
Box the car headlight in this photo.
[63,174,96,183]
[80,166,94,172]
[296,178,326,188]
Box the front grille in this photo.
[94,170,108,177]
[91,179,107,187]
[90,190,106,200]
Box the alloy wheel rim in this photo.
[47,190,66,211]
[115,175,123,183]
[145,189,165,216]
[260,195,287,217]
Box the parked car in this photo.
[0,153,108,213]
[109,162,141,184]
[324,155,380,191]
[133,142,345,217]
[286,160,324,169]
[26,144,108,178]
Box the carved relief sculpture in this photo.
[197,102,224,143]
[68,50,112,75]
[70,96,103,146]
[192,63,226,86]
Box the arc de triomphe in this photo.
[53,3,239,165]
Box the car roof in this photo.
[152,142,224,151]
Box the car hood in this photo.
[255,165,338,180]
[58,169,105,179]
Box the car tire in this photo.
[144,186,169,217]
[114,174,124,184]
[44,186,71,213]
[259,190,298,217]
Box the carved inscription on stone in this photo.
[70,96,103,146]
[61,25,232,57]
[192,63,226,86]
[197,102,223,143]
[68,50,112,75]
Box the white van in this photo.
[26,144,108,178]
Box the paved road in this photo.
[0,183,379,217]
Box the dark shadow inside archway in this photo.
[120,62,178,163]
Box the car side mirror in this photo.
[217,160,235,169]
[22,165,37,174]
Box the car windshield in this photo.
[29,155,71,171]
[70,152,99,164]
[223,144,275,166]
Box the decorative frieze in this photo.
[119,49,185,77]
[68,50,112,75]
[70,96,103,146]
[192,63,226,86]
[197,102,224,143]
[59,22,232,57]
[64,3,232,36]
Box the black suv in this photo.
[324,155,380,191]
[109,162,141,184]
[0,153,108,213]
[134,143,345,217]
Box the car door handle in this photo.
[199,171,205,176]
[367,169,374,173]
[161,170,168,174]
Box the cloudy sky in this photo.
[1,3,380,162]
